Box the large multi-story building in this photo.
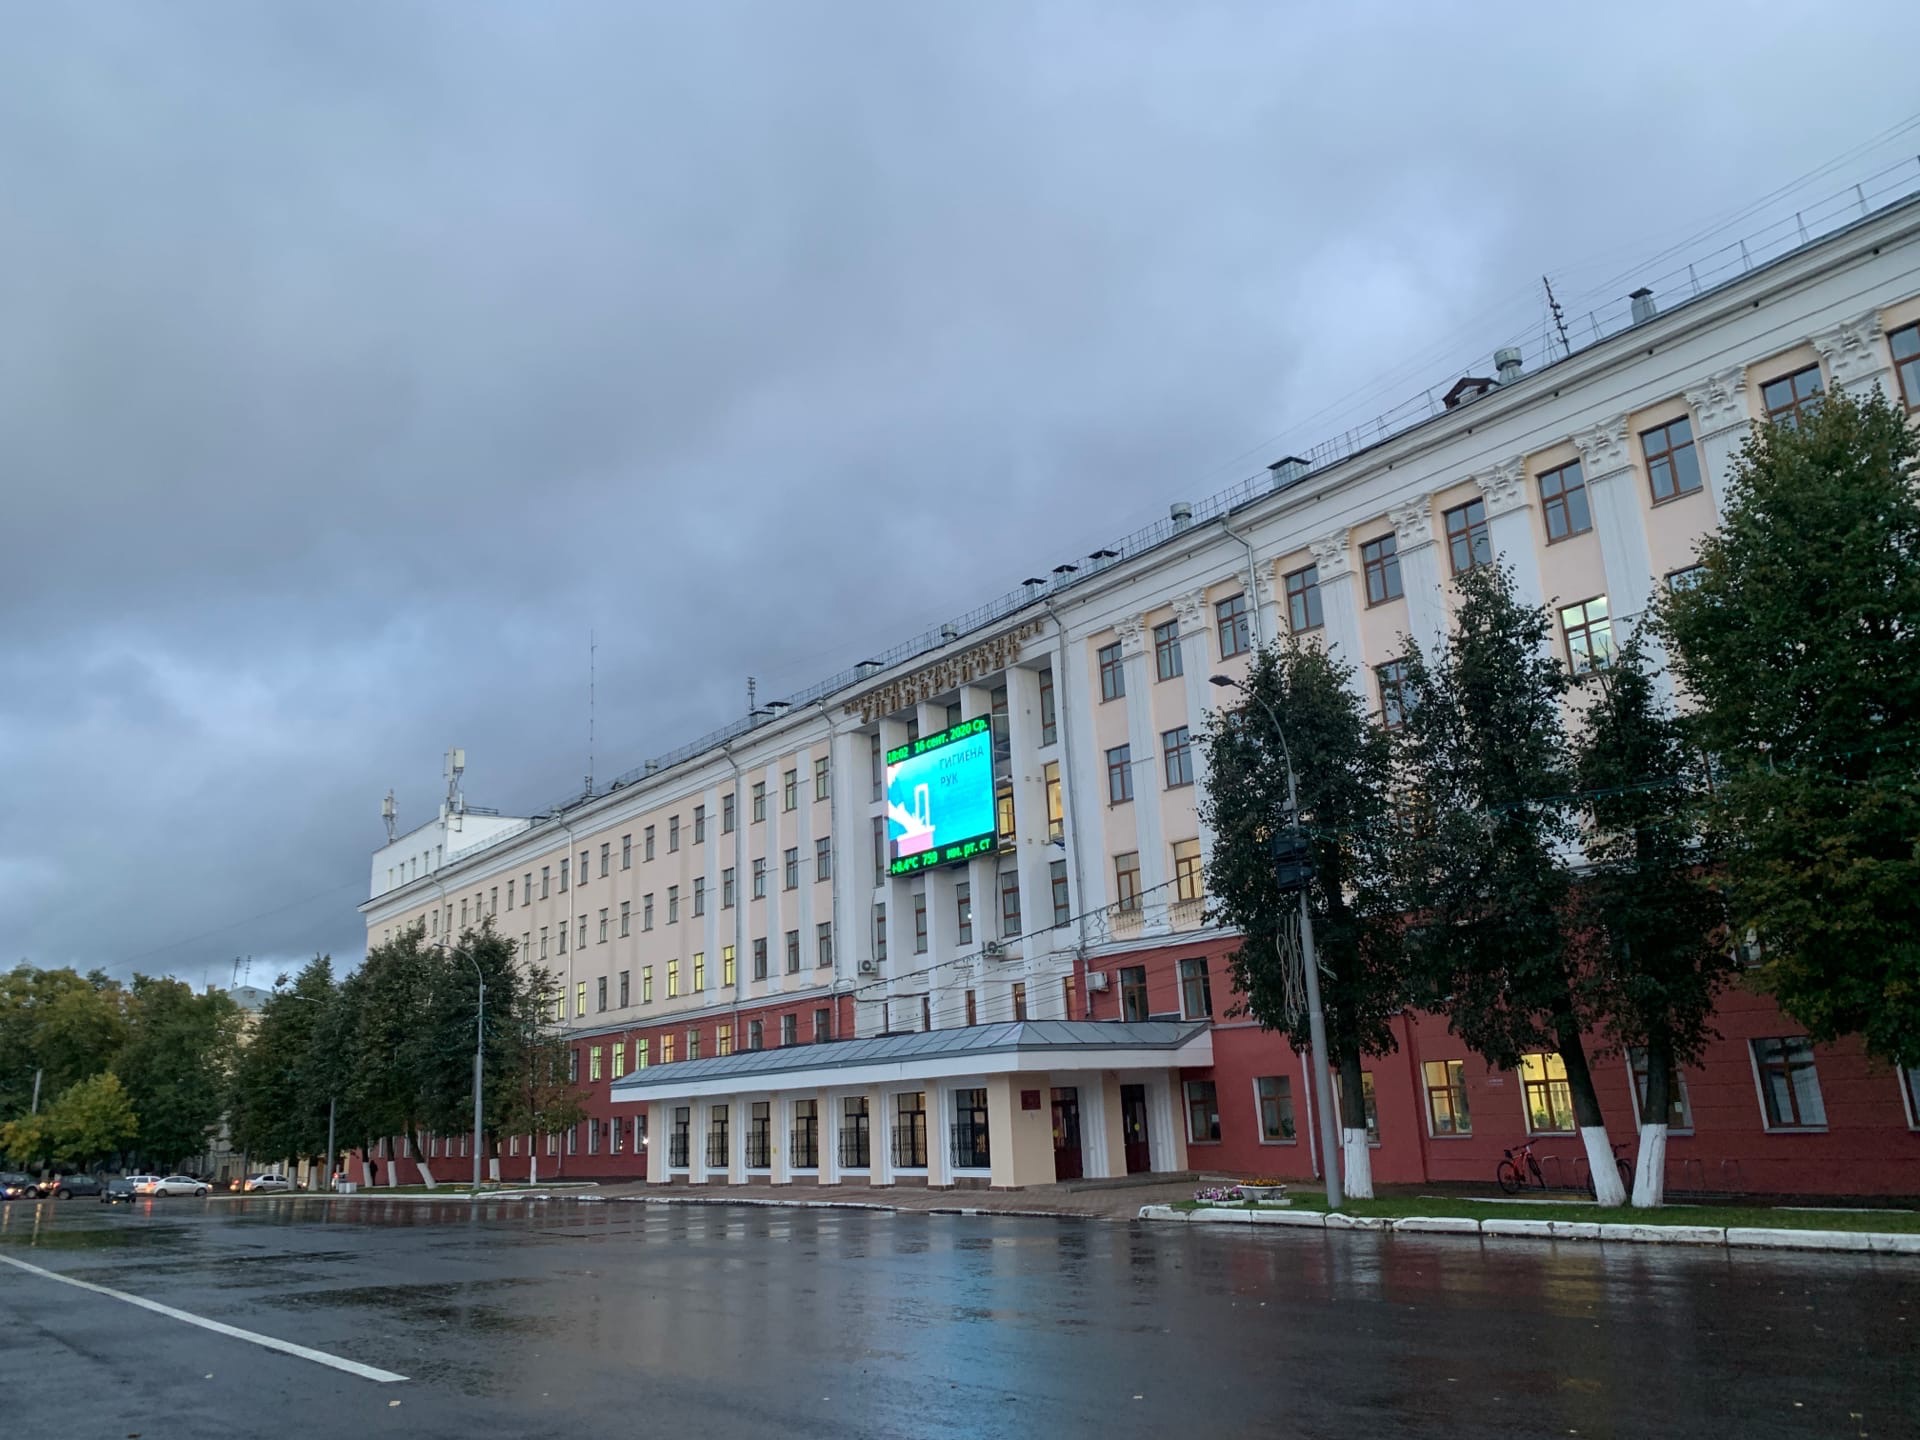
[360,189,1920,1198]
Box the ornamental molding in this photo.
[1172,587,1211,630]
[1574,413,1633,478]
[1683,365,1750,436]
[1474,457,1529,517]
[1308,528,1353,578]
[845,618,1046,723]
[1386,497,1435,549]
[1811,310,1887,388]
[1114,614,1149,658]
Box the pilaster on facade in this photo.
[1173,588,1219,870]
[1307,528,1367,702]
[1475,458,1547,614]
[1001,665,1056,968]
[1812,309,1891,400]
[1387,497,1447,664]
[1683,364,1750,524]
[1575,412,1660,648]
[1115,615,1170,931]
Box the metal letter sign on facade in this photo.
[846,620,1046,725]
[885,716,998,877]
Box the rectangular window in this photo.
[716,1023,733,1058]
[596,976,607,1012]
[559,858,570,892]
[556,923,567,955]
[1172,838,1203,903]
[1521,1053,1576,1134]
[1098,642,1126,701]
[1038,666,1058,745]
[1215,593,1251,658]
[1423,1059,1471,1136]
[668,816,680,852]
[1443,499,1491,573]
[781,1013,797,1047]
[748,1019,764,1051]
[1627,1047,1693,1130]
[1050,859,1070,928]
[752,858,767,899]
[1901,1066,1920,1129]
[580,850,590,884]
[1361,534,1402,605]
[870,733,883,802]
[752,781,767,822]
[999,867,1021,938]
[723,945,736,986]
[618,969,630,1007]
[1179,957,1212,1019]
[1106,744,1134,804]
[816,921,834,969]
[752,937,768,979]
[661,1034,675,1065]
[948,879,971,945]
[620,900,631,937]
[507,879,515,909]
[643,893,654,930]
[541,865,551,899]
[644,825,655,861]
[1011,982,1028,1021]
[874,903,887,963]
[815,835,832,882]
[666,959,679,998]
[1115,851,1142,913]
[1642,416,1703,502]
[577,914,588,949]
[1185,1080,1220,1143]
[1119,965,1148,1022]
[783,769,798,811]
[589,1045,603,1082]
[1285,564,1323,632]
[722,867,736,908]
[1042,761,1063,843]
[1667,565,1706,592]
[872,815,886,880]
[1560,596,1613,675]
[622,833,632,869]
[784,847,799,890]
[785,929,801,974]
[1538,459,1592,541]
[1752,1037,1827,1129]
[692,952,705,991]
[1761,364,1824,427]
[574,981,586,1017]
[642,966,652,1004]
[951,1087,990,1168]
[686,1028,700,1061]
[611,1041,626,1079]
[1375,660,1409,730]
[1892,322,1920,412]
[636,1038,648,1068]
[1257,1075,1296,1142]
[722,792,736,833]
[813,1007,831,1043]
[1162,726,1193,788]
[814,754,830,801]
[599,907,609,943]
[599,842,610,877]
[692,877,706,917]
[1154,620,1184,681]
[913,892,929,953]
[568,1048,579,1083]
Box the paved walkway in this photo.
[586,1177,1204,1220]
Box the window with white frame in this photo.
[1255,1075,1295,1142]
[1752,1036,1826,1130]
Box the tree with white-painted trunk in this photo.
[1394,564,1628,1206]
[1199,642,1406,1203]
[1573,639,1730,1208]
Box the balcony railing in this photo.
[744,1129,771,1169]
[891,1121,928,1169]
[668,1134,689,1168]
[950,1119,992,1171]
[838,1126,871,1169]
[705,1130,730,1167]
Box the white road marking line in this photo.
[0,1252,407,1384]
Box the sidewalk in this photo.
[587,1177,1203,1220]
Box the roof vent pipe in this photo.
[1629,286,1657,324]
[1267,455,1311,490]
[1169,502,1194,532]
[1493,347,1524,385]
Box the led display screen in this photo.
[885,716,998,876]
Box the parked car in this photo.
[241,1174,296,1193]
[101,1178,137,1204]
[39,1174,104,1198]
[0,1172,40,1200]
[135,1174,209,1198]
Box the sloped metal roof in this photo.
[608,1020,1207,1097]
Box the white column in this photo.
[1115,616,1169,926]
[1058,629,1105,929]
[761,760,783,995]
[727,1095,746,1185]
[1387,497,1447,665]
[770,1096,792,1185]
[820,1090,843,1185]
[1476,458,1547,614]
[1308,530,1369,704]
[928,1085,955,1187]
[869,1088,895,1186]
[1002,666,1055,962]
[1147,1074,1180,1174]
[1078,1075,1110,1179]
[1575,413,1662,664]
[1682,366,1751,525]
[688,1097,709,1185]
[1175,589,1218,869]
[877,717,912,1023]
[828,726,866,993]
[1814,310,1894,402]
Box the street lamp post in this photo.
[438,943,486,1194]
[1210,673,1344,1210]
[273,989,337,1190]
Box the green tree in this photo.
[1395,563,1628,1204]
[1199,641,1405,1198]
[113,976,243,1170]
[496,959,588,1184]
[1572,638,1730,1206]
[229,956,339,1174]
[418,923,521,1183]
[0,965,127,1121]
[335,925,440,1185]
[1656,386,1920,1065]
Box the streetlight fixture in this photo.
[1209,672,1344,1210]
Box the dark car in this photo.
[0,1172,39,1200]
[101,1178,137,1204]
[40,1174,104,1198]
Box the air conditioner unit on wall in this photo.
[983,940,1005,958]
[859,959,877,974]
[1085,971,1109,992]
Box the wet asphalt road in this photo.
[0,1196,1912,1439]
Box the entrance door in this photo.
[1051,1087,1083,1181]
[1120,1084,1152,1174]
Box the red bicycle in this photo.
[1496,1141,1549,1193]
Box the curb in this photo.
[1137,1204,1920,1255]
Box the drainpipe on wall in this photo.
[1217,516,1265,647]
[1040,596,1092,986]
[722,740,747,1046]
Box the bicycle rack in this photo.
[1539,1153,1570,1189]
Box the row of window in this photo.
[1104,726,1194,803]
[539,927,838,1017]
[660,1090,965,1172]
[573,1007,838,1079]
[1098,595,1253,701]
[880,857,1077,956]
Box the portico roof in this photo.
[607,1019,1212,1102]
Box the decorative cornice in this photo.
[1811,310,1888,388]
[844,619,1045,724]
[1114,615,1149,658]
[1684,364,1750,437]
[1308,529,1353,579]
[1387,497,1435,549]
[1172,587,1210,630]
[1574,413,1633,478]
[1474,457,1529,517]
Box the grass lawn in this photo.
[331,1181,599,1196]
[1178,1192,1920,1233]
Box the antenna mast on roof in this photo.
[747,676,757,713]
[1543,275,1572,358]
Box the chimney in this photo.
[1494,347,1524,385]
[1629,286,1657,324]
[855,659,884,678]
[940,624,959,642]
[1087,547,1119,573]
[1169,502,1194,532]
[1267,455,1311,490]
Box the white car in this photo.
[136,1174,209,1197]
[242,1174,295,1193]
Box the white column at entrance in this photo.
[761,759,783,996]
[1076,1075,1111,1179]
[1476,458,1548,615]
[1682,366,1751,525]
[687,1098,710,1186]
[1308,530,1368,704]
[1575,414,1664,679]
[1814,310,1894,402]
[928,1085,955,1187]
[1149,1073,1184,1174]
[1115,615,1169,928]
[770,1096,792,1185]
[1387,497,1448,666]
[1174,589,1219,869]
[646,1105,666,1183]
[727,1095,747,1185]
[820,1090,843,1185]
[869,1087,895,1186]
[917,700,960,1026]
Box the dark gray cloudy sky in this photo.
[5,3,1917,985]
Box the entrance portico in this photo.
[612,1020,1210,1189]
